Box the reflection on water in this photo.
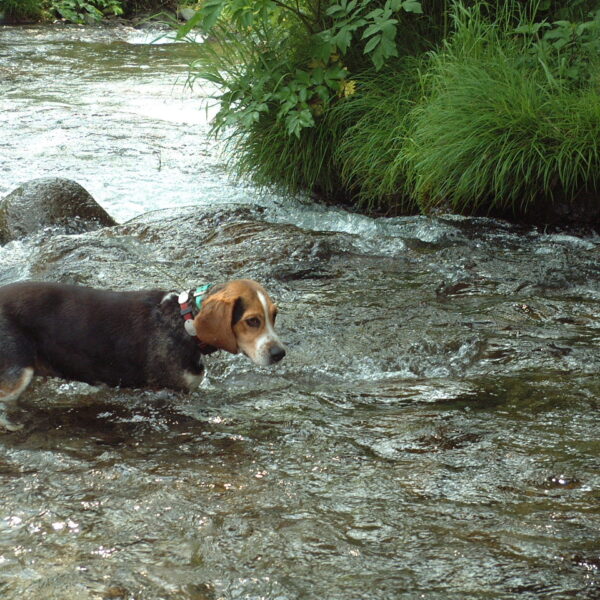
[0,24,599,600]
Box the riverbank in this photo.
[0,0,179,25]
[182,0,600,228]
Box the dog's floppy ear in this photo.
[193,292,238,354]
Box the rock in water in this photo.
[178,7,197,20]
[0,178,116,244]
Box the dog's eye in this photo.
[246,317,261,328]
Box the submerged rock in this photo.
[178,6,197,20]
[0,177,116,244]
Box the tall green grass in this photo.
[225,110,345,201]
[0,0,42,21]
[403,2,600,215]
[331,62,421,214]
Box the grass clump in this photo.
[225,109,345,202]
[331,62,421,214]
[212,61,422,213]
[0,0,43,21]
[403,2,600,216]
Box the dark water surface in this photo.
[1,25,599,600]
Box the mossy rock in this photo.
[0,178,116,244]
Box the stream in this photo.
[0,24,599,600]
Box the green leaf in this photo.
[88,7,104,19]
[313,34,334,62]
[371,45,384,70]
[401,0,422,14]
[334,28,353,52]
[365,8,384,20]
[379,30,398,55]
[323,64,347,87]
[310,67,324,85]
[285,108,314,138]
[200,0,225,31]
[543,29,569,40]
[368,30,398,70]
[363,34,380,54]
[237,10,254,27]
[381,20,397,37]
[295,69,311,85]
[315,85,329,100]
[576,21,597,35]
[58,8,81,22]
[327,3,348,18]
[551,37,569,49]
[362,22,382,38]
[514,22,549,35]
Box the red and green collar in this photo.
[178,284,211,338]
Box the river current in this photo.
[0,24,599,600]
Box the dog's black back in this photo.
[0,282,203,389]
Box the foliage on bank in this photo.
[183,0,600,219]
[405,4,600,216]
[0,0,178,23]
[0,0,124,22]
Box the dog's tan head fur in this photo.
[193,280,286,366]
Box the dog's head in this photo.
[193,279,286,366]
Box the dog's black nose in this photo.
[269,346,286,363]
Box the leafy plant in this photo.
[515,11,600,86]
[180,0,423,138]
[181,0,600,218]
[50,0,123,22]
[319,0,423,71]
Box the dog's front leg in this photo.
[0,367,34,432]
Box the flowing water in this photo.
[0,24,599,600]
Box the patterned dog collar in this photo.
[178,284,211,337]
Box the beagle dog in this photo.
[0,279,285,431]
